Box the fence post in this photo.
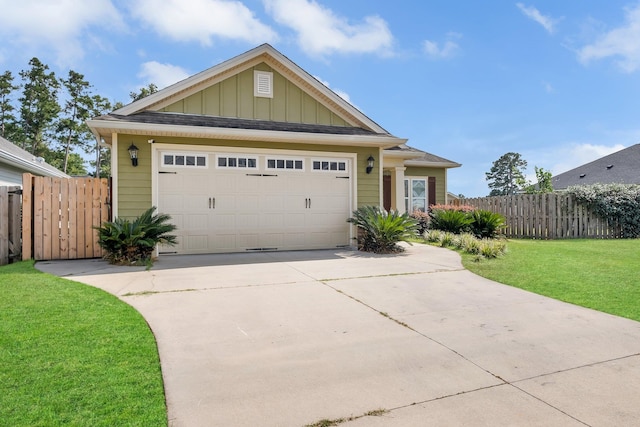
[22,174,33,260]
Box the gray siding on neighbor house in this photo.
[0,163,24,186]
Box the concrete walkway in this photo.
[37,244,640,426]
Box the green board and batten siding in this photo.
[117,135,380,218]
[160,64,350,127]
[405,166,447,205]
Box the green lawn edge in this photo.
[460,239,640,322]
[0,261,168,426]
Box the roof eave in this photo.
[87,119,405,148]
[0,151,68,178]
[404,159,462,168]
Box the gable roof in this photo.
[88,44,405,148]
[0,136,68,178]
[384,144,461,168]
[552,144,640,189]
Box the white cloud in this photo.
[138,61,191,89]
[0,0,124,66]
[516,3,558,34]
[423,32,461,59]
[264,0,393,57]
[578,4,640,73]
[550,143,626,175]
[129,0,277,45]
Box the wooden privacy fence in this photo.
[0,186,22,265]
[459,193,621,239]
[22,174,111,261]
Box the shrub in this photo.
[423,230,506,259]
[424,229,445,243]
[96,207,178,265]
[479,239,507,258]
[567,183,640,238]
[429,208,473,234]
[410,210,430,235]
[429,204,476,212]
[454,232,482,254]
[469,209,506,239]
[348,206,419,254]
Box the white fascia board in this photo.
[404,159,462,168]
[86,119,406,148]
[0,151,68,177]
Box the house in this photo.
[0,136,68,186]
[87,44,460,255]
[552,144,640,190]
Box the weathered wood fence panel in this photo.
[22,174,111,261]
[459,194,621,239]
[0,185,22,265]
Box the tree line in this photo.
[0,58,158,177]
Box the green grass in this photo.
[462,239,640,322]
[0,261,167,426]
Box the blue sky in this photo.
[1,0,639,196]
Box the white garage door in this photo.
[156,148,353,254]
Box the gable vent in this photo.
[254,71,273,98]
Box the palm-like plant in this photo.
[428,208,473,234]
[469,210,506,239]
[96,207,177,265]
[348,206,419,253]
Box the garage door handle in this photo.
[213,197,215,209]
[209,197,216,209]
[209,197,211,209]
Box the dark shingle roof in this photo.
[105,111,380,136]
[552,144,640,189]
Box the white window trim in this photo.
[265,156,305,171]
[161,151,208,168]
[311,158,349,173]
[404,177,428,213]
[254,70,273,98]
[215,154,258,170]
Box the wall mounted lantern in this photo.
[366,155,375,174]
[128,143,139,167]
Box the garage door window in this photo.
[217,155,257,169]
[312,160,347,172]
[163,153,207,167]
[266,157,304,171]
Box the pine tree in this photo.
[18,58,60,156]
[57,70,93,173]
[485,152,527,196]
[0,70,19,139]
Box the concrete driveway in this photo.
[37,244,640,426]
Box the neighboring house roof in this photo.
[384,144,461,168]
[552,144,640,189]
[89,43,403,148]
[0,136,68,179]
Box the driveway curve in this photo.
[37,244,640,426]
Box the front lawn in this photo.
[462,239,640,322]
[0,261,167,426]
